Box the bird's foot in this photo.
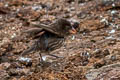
[48,54,64,59]
[38,60,51,67]
[38,57,48,66]
[38,60,45,66]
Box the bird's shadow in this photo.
[38,61,52,68]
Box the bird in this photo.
[21,18,78,62]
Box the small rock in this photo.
[0,62,11,70]
[86,63,120,80]
[93,59,106,69]
[0,70,9,80]
[93,49,110,58]
[19,57,31,62]
[8,68,30,76]
[19,57,32,66]
[109,29,115,34]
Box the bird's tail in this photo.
[21,45,35,56]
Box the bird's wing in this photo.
[31,23,60,36]
[23,27,43,34]
[23,27,45,38]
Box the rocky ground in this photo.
[0,0,120,80]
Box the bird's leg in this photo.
[48,54,63,58]
[39,52,43,62]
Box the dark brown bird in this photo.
[21,18,77,61]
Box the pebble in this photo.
[19,57,31,62]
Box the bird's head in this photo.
[55,18,77,36]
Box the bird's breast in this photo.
[36,33,65,52]
[44,35,64,51]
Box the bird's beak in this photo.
[69,27,77,34]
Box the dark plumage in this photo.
[21,18,77,61]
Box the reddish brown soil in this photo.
[0,0,120,80]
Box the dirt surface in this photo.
[0,0,120,80]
